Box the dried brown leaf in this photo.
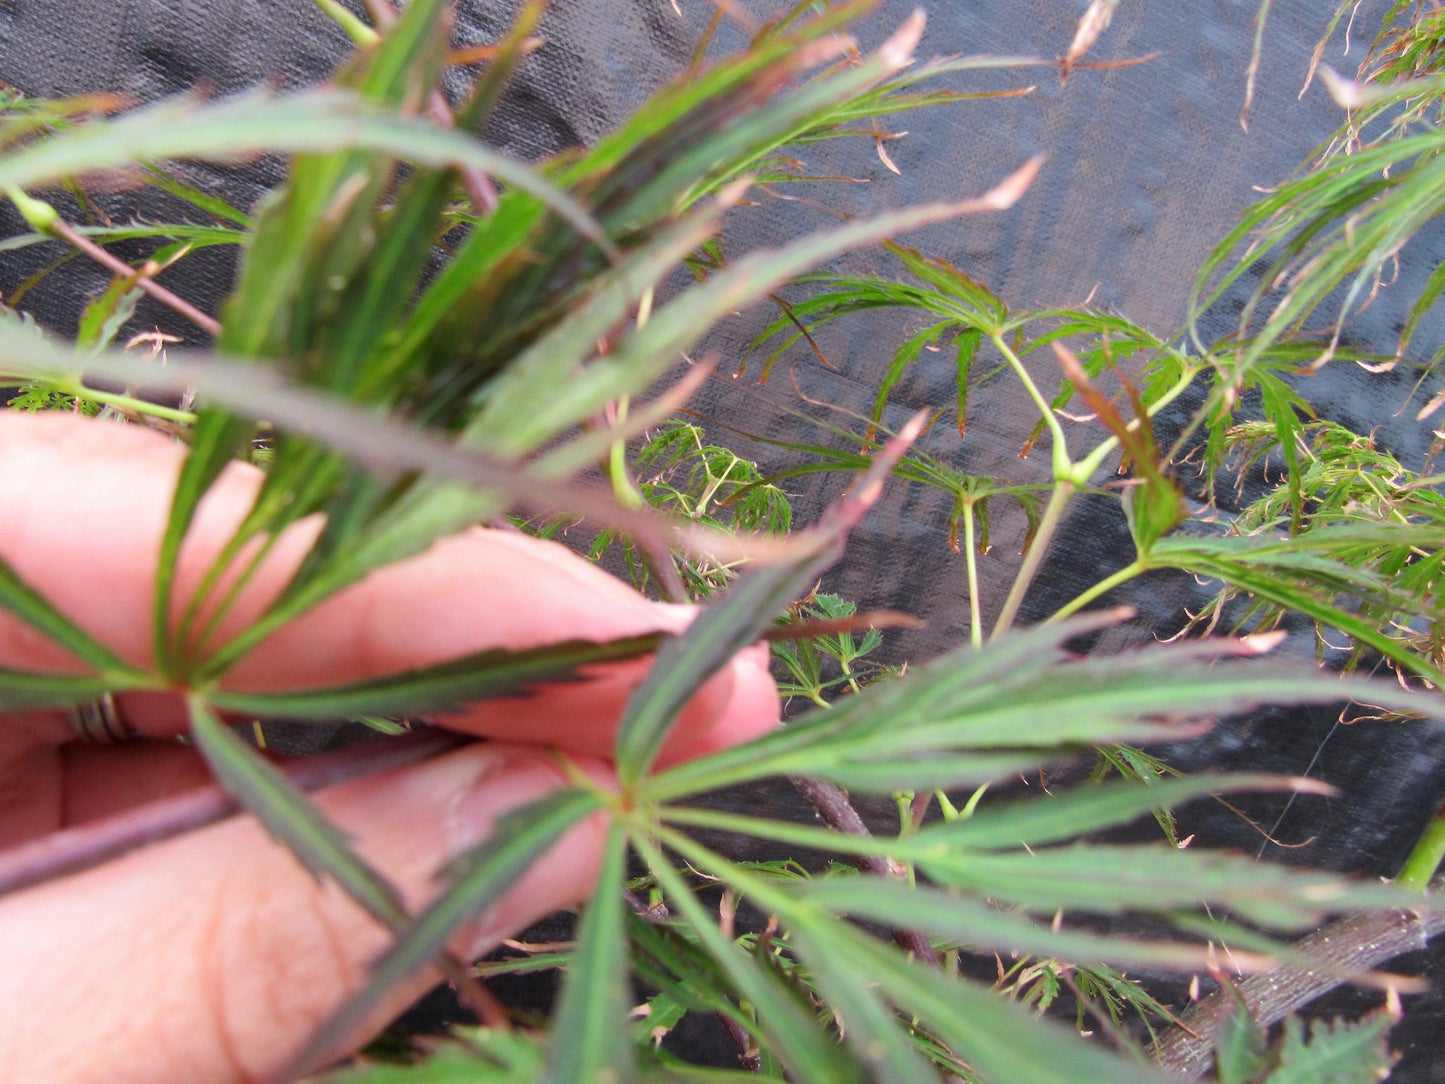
[1063,0,1120,82]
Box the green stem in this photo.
[961,500,983,648]
[957,784,989,823]
[606,395,647,510]
[1,373,197,425]
[81,387,195,425]
[312,0,379,43]
[1396,800,1445,891]
[1048,559,1147,623]
[990,480,1073,640]
[991,332,1070,479]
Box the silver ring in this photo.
[68,693,140,745]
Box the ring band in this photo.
[68,693,140,745]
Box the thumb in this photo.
[0,742,607,1084]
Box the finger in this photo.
[653,640,781,765]
[36,640,771,848]
[0,741,608,1084]
[0,410,289,675]
[224,526,694,687]
[0,412,675,675]
[227,528,780,763]
[0,412,778,758]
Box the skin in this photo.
[0,411,780,1083]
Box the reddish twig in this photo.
[718,1010,763,1073]
[47,217,221,337]
[761,610,923,643]
[445,955,512,1032]
[0,725,510,1024]
[0,728,466,897]
[426,89,499,214]
[787,774,940,968]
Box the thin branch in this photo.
[787,774,939,967]
[448,960,512,1031]
[717,1009,763,1073]
[47,217,221,336]
[426,89,499,214]
[1153,880,1445,1078]
[991,480,1074,639]
[5,722,507,1028]
[0,728,466,897]
[361,0,397,29]
[623,888,669,920]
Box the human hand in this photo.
[0,411,779,1083]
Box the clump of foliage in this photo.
[0,2,1442,1083]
